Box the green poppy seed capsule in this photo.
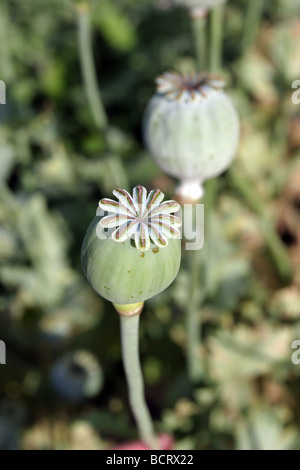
[173,0,227,10]
[143,71,240,200]
[81,186,182,312]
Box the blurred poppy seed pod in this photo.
[173,0,227,10]
[143,72,240,201]
[50,351,103,403]
[0,419,18,450]
[81,186,182,313]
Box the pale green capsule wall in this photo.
[144,90,239,182]
[81,216,181,305]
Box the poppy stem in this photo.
[190,7,208,71]
[209,3,224,73]
[77,3,108,131]
[186,247,204,382]
[120,313,158,450]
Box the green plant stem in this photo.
[185,181,217,382]
[190,8,208,71]
[77,3,129,190]
[209,4,224,73]
[186,5,220,384]
[120,314,158,450]
[203,178,218,298]
[242,0,264,53]
[77,3,108,131]
[229,168,293,282]
[186,247,203,383]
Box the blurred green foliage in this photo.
[0,0,300,450]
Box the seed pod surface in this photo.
[81,186,182,305]
[143,72,239,185]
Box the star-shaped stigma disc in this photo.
[98,186,181,252]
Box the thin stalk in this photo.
[209,3,224,73]
[185,181,217,381]
[229,168,293,282]
[203,178,218,298]
[77,3,108,131]
[242,0,265,54]
[190,8,208,71]
[186,247,203,382]
[120,314,158,450]
[76,3,129,190]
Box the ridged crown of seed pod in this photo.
[143,71,240,199]
[173,0,227,10]
[81,185,182,306]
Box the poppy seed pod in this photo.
[173,0,227,10]
[50,351,103,403]
[81,186,182,312]
[143,72,240,201]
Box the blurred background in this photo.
[0,0,300,450]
